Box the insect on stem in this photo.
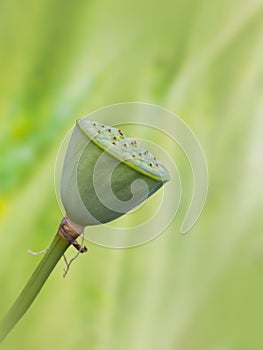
[63,231,88,278]
[71,240,88,253]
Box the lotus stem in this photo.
[0,217,84,343]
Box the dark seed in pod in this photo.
[112,142,116,145]
[108,128,111,132]
[119,130,123,136]
[149,163,153,167]
[113,136,117,140]
[139,152,142,156]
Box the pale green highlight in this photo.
[77,140,163,224]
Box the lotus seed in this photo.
[77,118,170,182]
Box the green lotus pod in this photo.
[60,118,170,227]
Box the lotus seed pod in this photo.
[60,118,170,227]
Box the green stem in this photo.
[0,229,70,343]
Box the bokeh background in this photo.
[1,0,263,349]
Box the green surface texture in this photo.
[1,0,263,349]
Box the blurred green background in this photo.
[1,0,263,349]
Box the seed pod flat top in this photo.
[78,119,170,183]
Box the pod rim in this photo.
[77,118,170,183]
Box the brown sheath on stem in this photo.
[0,217,85,344]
